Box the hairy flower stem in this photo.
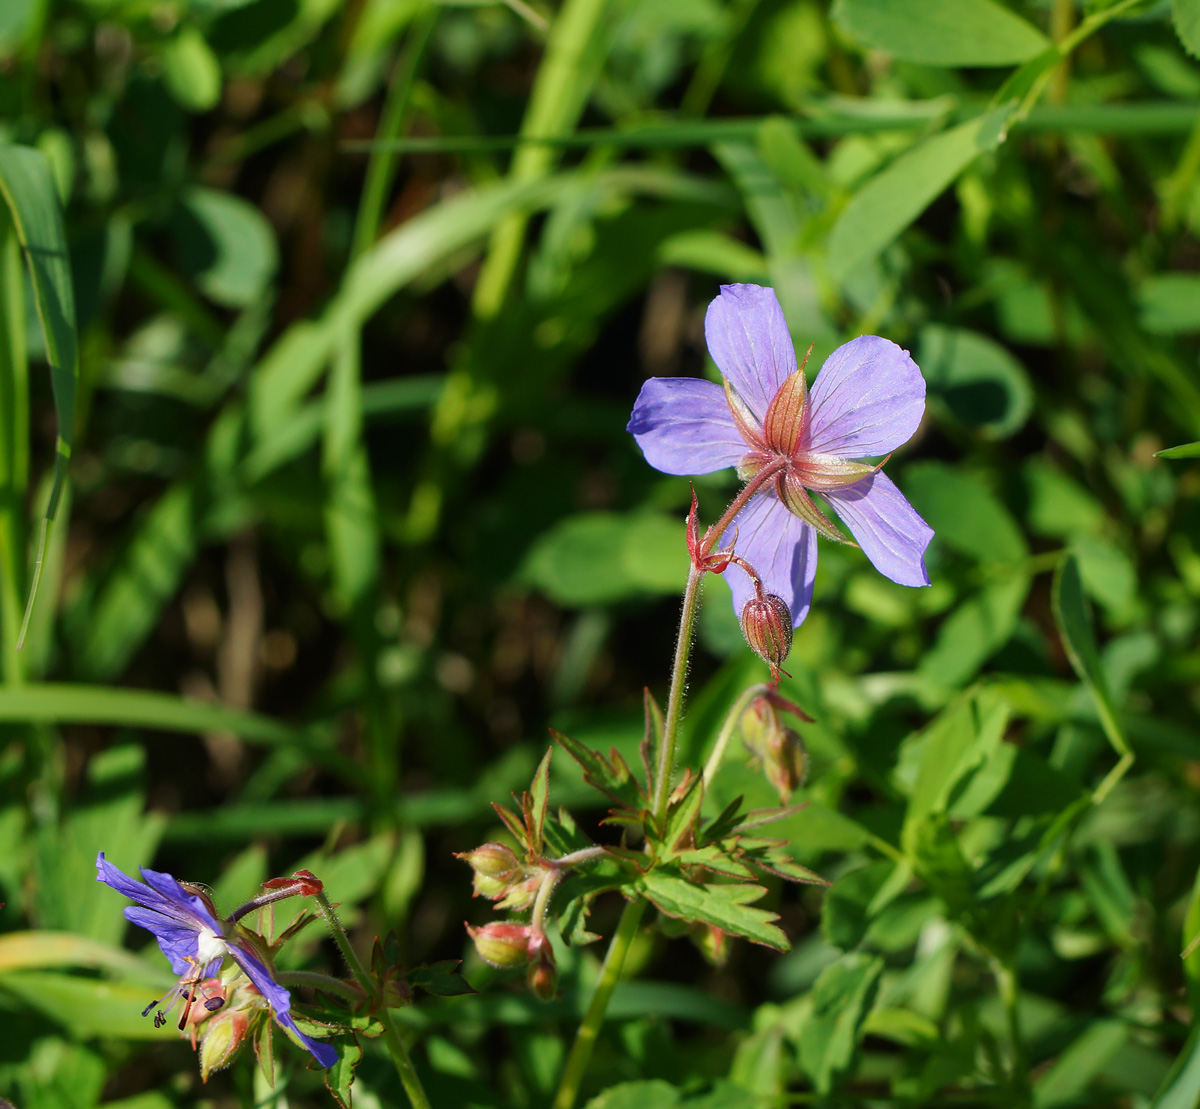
[314,892,430,1109]
[653,564,704,819]
[551,899,646,1109]
[702,682,771,789]
[275,970,361,1002]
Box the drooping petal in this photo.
[822,471,933,587]
[228,942,338,1068]
[804,336,925,458]
[723,493,818,628]
[627,377,748,475]
[704,284,797,424]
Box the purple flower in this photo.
[628,284,933,625]
[97,851,337,1067]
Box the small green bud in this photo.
[467,922,534,968]
[199,1008,251,1082]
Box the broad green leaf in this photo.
[639,870,788,950]
[0,144,78,644]
[0,931,158,978]
[1174,0,1200,59]
[173,187,279,308]
[828,106,1014,284]
[904,462,1028,565]
[1034,1020,1128,1108]
[1151,1021,1200,1109]
[919,325,1033,438]
[1052,555,1129,757]
[833,0,1048,66]
[917,574,1030,688]
[0,971,178,1040]
[1158,440,1200,459]
[1138,273,1200,334]
[822,860,907,950]
[74,482,197,681]
[584,1081,681,1109]
[523,512,688,606]
[35,745,164,943]
[162,26,222,112]
[1024,459,1106,538]
[895,691,1009,822]
[797,953,883,1094]
[0,683,320,746]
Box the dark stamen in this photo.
[204,996,225,1012]
[153,1011,167,1029]
[178,978,200,1031]
[142,999,159,1017]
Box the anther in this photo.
[141,999,159,1017]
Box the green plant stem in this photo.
[653,564,704,820]
[993,959,1030,1106]
[0,205,26,684]
[315,893,430,1109]
[551,898,646,1109]
[275,970,362,1002]
[702,682,770,788]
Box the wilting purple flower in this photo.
[628,284,933,625]
[97,852,337,1067]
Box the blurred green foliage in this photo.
[2,0,1200,1105]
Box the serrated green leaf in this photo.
[553,730,643,810]
[324,1038,362,1109]
[639,869,788,950]
[409,961,475,997]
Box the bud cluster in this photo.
[455,842,548,911]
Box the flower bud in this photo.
[456,843,522,900]
[199,1007,251,1081]
[526,934,557,1001]
[466,922,534,968]
[764,726,808,801]
[741,697,808,801]
[740,594,793,679]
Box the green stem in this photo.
[701,682,770,789]
[993,959,1030,1105]
[0,198,27,684]
[653,565,704,819]
[315,893,430,1109]
[275,969,362,1002]
[551,899,646,1109]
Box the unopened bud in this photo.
[456,843,522,900]
[740,594,793,679]
[466,922,534,968]
[741,697,808,801]
[199,1008,251,1081]
[526,934,557,1001]
[695,924,730,967]
[765,726,808,801]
